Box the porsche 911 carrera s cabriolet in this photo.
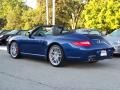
[7,25,114,67]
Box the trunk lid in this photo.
[84,34,109,45]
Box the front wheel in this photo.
[48,45,64,67]
[9,42,20,58]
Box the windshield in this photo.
[32,27,53,36]
[7,30,18,34]
[32,26,70,36]
[110,29,120,36]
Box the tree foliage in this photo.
[56,0,84,29]
[0,0,27,30]
[82,0,120,31]
[0,0,120,31]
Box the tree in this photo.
[82,0,120,31]
[21,0,46,30]
[0,18,6,29]
[56,0,84,29]
[37,0,85,29]
[0,0,28,30]
[33,1,46,26]
[22,9,36,30]
[5,5,23,29]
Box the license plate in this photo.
[100,50,107,56]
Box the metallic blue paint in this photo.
[7,31,114,62]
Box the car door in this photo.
[20,27,47,56]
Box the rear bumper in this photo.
[65,47,114,62]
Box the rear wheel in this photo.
[48,45,64,67]
[9,42,20,58]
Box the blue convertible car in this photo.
[7,25,114,67]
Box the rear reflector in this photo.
[72,41,91,47]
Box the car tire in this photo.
[48,45,64,67]
[9,41,20,58]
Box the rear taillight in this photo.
[72,41,91,47]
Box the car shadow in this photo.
[20,56,49,64]
[113,54,120,58]
[19,56,112,69]
[63,60,112,69]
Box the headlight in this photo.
[0,35,3,38]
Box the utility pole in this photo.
[46,0,49,25]
[52,0,55,25]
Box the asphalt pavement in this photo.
[0,46,120,90]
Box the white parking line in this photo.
[0,46,7,51]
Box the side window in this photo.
[32,27,53,36]
[45,28,53,35]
